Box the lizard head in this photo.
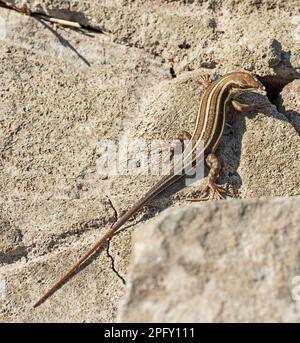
[232,72,265,93]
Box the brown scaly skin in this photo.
[190,72,265,201]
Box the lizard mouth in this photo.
[231,86,266,96]
[245,87,266,93]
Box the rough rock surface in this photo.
[277,80,300,133]
[0,6,170,322]
[5,0,300,86]
[119,197,300,323]
[0,1,299,322]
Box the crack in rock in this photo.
[106,238,126,285]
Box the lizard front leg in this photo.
[198,73,212,88]
[190,153,228,201]
[231,98,266,112]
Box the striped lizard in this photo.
[34,71,265,307]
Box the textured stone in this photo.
[0,7,169,322]
[277,80,300,133]
[119,197,300,323]
[4,0,300,85]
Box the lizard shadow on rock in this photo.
[216,91,296,193]
[34,16,91,67]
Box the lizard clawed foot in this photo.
[198,73,212,88]
[231,99,267,113]
[254,100,268,111]
[188,181,229,201]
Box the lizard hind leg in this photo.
[189,153,228,201]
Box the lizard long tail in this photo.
[33,173,183,308]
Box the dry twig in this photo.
[0,1,85,30]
